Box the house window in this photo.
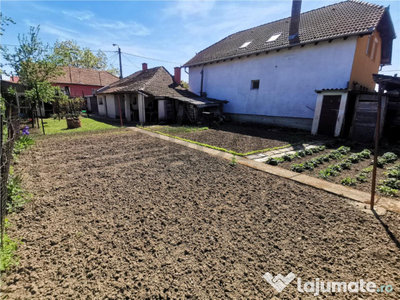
[251,80,260,90]
[366,35,379,61]
[98,97,104,105]
[267,33,281,42]
[64,86,71,96]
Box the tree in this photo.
[1,26,64,132]
[0,13,15,36]
[53,40,119,76]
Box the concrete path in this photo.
[129,127,400,214]
[246,141,325,162]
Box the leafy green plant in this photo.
[380,178,400,189]
[329,164,342,172]
[282,154,296,162]
[0,219,21,271]
[305,149,313,156]
[348,154,361,163]
[339,160,352,170]
[382,152,398,163]
[266,157,284,166]
[323,155,330,162]
[296,150,306,157]
[319,167,339,179]
[341,177,356,186]
[337,146,351,155]
[13,135,35,157]
[356,173,368,182]
[291,164,304,173]
[318,145,326,151]
[230,155,237,166]
[304,161,315,170]
[387,166,400,179]
[310,147,320,153]
[360,149,371,159]
[377,157,387,168]
[362,166,373,173]
[7,174,30,213]
[377,185,398,197]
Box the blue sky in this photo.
[1,0,399,81]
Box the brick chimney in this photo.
[174,67,181,85]
[289,0,302,44]
[142,63,148,71]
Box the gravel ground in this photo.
[1,129,400,299]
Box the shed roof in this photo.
[183,0,395,67]
[97,66,227,107]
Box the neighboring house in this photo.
[51,66,119,114]
[97,63,227,124]
[1,78,27,117]
[183,0,396,136]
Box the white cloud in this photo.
[62,10,95,21]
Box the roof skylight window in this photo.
[239,41,252,48]
[267,33,281,42]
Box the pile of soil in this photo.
[171,123,328,154]
[2,129,399,299]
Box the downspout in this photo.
[200,66,204,97]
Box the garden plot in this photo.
[268,144,400,197]
[2,129,400,299]
[144,123,329,155]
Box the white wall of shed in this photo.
[188,37,358,122]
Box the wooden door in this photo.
[318,95,341,136]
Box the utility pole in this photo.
[113,44,123,79]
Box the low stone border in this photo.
[129,127,400,214]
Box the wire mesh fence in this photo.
[0,115,21,248]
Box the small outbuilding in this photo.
[96,64,227,124]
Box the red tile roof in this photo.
[51,66,119,87]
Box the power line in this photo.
[122,51,182,66]
[121,53,140,69]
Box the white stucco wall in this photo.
[105,94,116,118]
[188,37,358,120]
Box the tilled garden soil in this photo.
[1,129,400,299]
[167,123,328,154]
[278,148,400,198]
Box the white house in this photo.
[183,0,395,136]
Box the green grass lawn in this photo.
[34,117,118,135]
[143,125,209,135]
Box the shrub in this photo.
[377,185,398,197]
[341,177,356,186]
[291,164,304,173]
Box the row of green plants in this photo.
[265,145,327,166]
[1,132,35,272]
[377,162,400,196]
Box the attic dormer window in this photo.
[267,33,281,42]
[240,41,252,48]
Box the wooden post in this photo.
[117,95,124,127]
[370,81,384,210]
